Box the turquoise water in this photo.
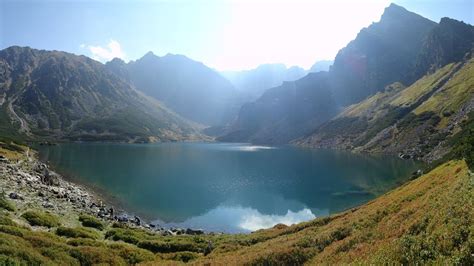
[39,142,421,233]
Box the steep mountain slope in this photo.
[218,72,338,144]
[296,58,474,161]
[220,4,443,144]
[330,3,437,105]
[0,46,202,142]
[414,18,474,78]
[109,52,238,126]
[221,64,307,101]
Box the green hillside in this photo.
[297,58,473,162]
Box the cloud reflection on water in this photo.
[157,205,318,233]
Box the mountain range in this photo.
[0,3,472,157]
[107,52,239,126]
[0,47,203,143]
[219,4,474,151]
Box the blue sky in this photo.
[1,0,472,70]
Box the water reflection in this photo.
[157,205,319,233]
[39,142,422,232]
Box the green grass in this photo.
[21,211,60,228]
[415,59,474,115]
[391,63,456,108]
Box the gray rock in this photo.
[41,170,60,186]
[42,202,54,208]
[9,192,24,200]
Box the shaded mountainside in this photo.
[414,17,474,79]
[221,63,308,102]
[330,3,437,105]
[218,72,338,144]
[221,4,473,145]
[0,46,203,142]
[220,4,436,144]
[1,140,471,264]
[296,58,474,161]
[107,52,238,126]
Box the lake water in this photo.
[39,142,421,233]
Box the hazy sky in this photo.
[1,0,473,70]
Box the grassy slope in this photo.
[415,60,474,115]
[1,145,472,264]
[298,59,473,160]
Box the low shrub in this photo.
[67,237,104,247]
[69,246,125,265]
[21,211,60,228]
[251,248,314,265]
[105,228,141,244]
[78,214,104,230]
[0,225,26,237]
[56,227,99,239]
[170,251,200,263]
[0,193,15,211]
[138,239,204,253]
[0,214,16,226]
[108,243,155,264]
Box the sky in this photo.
[0,0,473,71]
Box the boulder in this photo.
[41,170,60,186]
[9,192,24,200]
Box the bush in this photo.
[0,214,16,226]
[21,211,60,228]
[105,228,141,244]
[0,232,49,265]
[78,214,104,230]
[137,239,204,253]
[0,193,15,211]
[69,246,125,265]
[56,227,99,239]
[108,243,155,264]
[0,225,26,237]
[170,251,200,263]
[251,248,314,265]
[67,238,104,247]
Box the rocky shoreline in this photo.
[0,147,206,236]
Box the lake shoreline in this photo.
[0,146,213,236]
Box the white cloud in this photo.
[83,39,126,62]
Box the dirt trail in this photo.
[7,94,31,136]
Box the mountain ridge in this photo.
[0,46,204,143]
[219,5,473,146]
